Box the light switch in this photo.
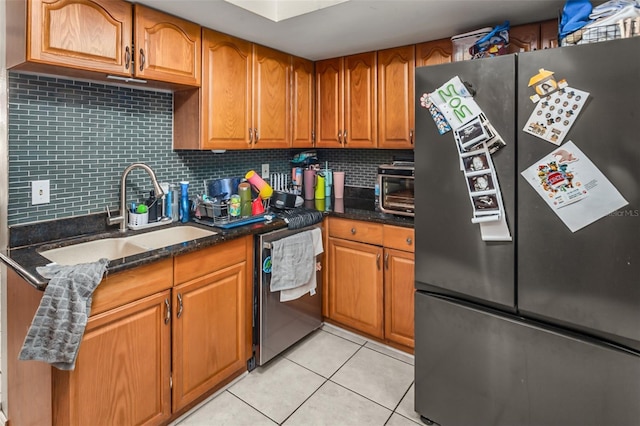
[32,180,50,205]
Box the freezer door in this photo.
[517,38,640,350]
[415,292,640,426]
[414,55,516,310]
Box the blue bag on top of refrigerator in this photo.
[469,21,510,59]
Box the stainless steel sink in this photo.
[39,225,217,265]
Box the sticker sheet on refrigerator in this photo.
[523,80,589,146]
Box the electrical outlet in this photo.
[261,163,270,179]
[32,180,50,205]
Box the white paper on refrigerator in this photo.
[521,141,628,232]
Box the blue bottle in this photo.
[179,181,190,223]
[165,188,173,220]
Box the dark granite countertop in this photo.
[3,190,413,290]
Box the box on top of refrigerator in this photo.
[451,27,493,61]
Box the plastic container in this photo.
[245,170,273,199]
[128,211,149,227]
[451,27,493,61]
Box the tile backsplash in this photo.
[8,73,410,225]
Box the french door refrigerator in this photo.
[414,37,640,426]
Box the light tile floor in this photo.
[173,324,423,426]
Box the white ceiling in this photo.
[134,0,568,61]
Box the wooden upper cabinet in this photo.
[416,38,453,67]
[252,44,291,149]
[8,0,201,87]
[198,29,253,150]
[18,0,133,75]
[540,19,559,49]
[133,4,201,86]
[315,57,343,148]
[316,53,377,148]
[377,45,415,149]
[292,56,316,148]
[508,23,541,53]
[344,51,377,148]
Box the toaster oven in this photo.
[377,162,415,216]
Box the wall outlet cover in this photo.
[32,180,50,205]
[261,164,270,179]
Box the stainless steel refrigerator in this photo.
[414,37,640,426]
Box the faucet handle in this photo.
[106,205,112,218]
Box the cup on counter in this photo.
[324,169,333,196]
[333,171,345,198]
[303,169,316,200]
[238,182,252,217]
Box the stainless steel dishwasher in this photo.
[251,223,323,368]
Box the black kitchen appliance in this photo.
[414,37,640,426]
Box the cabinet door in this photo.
[540,19,559,49]
[28,0,132,75]
[292,56,316,148]
[54,291,172,426]
[378,45,415,149]
[328,237,384,338]
[133,4,201,86]
[384,248,415,348]
[343,51,377,148]
[316,57,343,148]
[253,45,291,149]
[201,29,253,150]
[172,262,247,412]
[508,23,540,53]
[416,38,453,66]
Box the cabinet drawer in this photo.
[174,236,249,284]
[92,258,173,316]
[383,225,415,252]
[329,218,383,245]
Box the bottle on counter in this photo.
[179,181,190,223]
[146,190,158,222]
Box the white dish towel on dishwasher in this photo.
[280,228,323,302]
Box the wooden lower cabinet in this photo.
[328,237,384,338]
[384,248,415,348]
[172,262,248,412]
[7,236,252,426]
[326,218,415,349]
[53,291,172,426]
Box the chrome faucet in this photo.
[107,163,165,232]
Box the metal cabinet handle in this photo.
[177,293,183,318]
[249,128,253,145]
[337,131,342,144]
[384,252,389,270]
[311,130,316,146]
[406,237,413,245]
[351,227,356,234]
[139,49,145,71]
[376,253,381,270]
[410,129,414,145]
[164,298,171,324]
[343,130,348,145]
[125,46,131,70]
[254,128,259,143]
